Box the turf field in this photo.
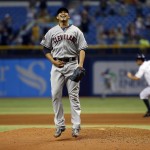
[0,97,146,114]
[0,97,149,132]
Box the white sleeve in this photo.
[40,30,53,50]
[135,67,144,78]
[77,30,88,51]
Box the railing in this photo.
[0,44,149,58]
[0,44,149,50]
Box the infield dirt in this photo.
[0,114,150,150]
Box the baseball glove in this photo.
[69,67,86,82]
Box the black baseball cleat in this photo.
[72,128,80,138]
[54,127,66,138]
[143,111,150,117]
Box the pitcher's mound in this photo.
[0,127,150,150]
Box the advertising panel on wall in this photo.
[93,61,147,96]
[0,59,52,97]
[1,58,148,97]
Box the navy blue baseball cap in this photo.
[136,53,145,61]
[56,7,69,15]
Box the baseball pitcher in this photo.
[40,7,88,137]
[127,54,150,117]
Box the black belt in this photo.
[54,57,76,62]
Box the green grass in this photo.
[81,97,145,114]
[0,97,148,132]
[1,125,150,132]
[0,97,146,114]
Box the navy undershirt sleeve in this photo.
[43,47,51,55]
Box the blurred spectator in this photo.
[80,9,90,33]
[97,32,108,45]
[96,23,107,44]
[95,0,109,17]
[26,8,36,23]
[26,0,37,23]
[135,0,144,17]
[125,23,138,44]
[135,16,144,30]
[139,36,149,52]
[0,26,9,45]
[35,0,51,25]
[0,21,3,44]
[38,0,48,12]
[0,14,14,45]
[135,16,145,36]
[109,6,116,16]
[107,27,116,44]
[100,0,108,11]
[36,9,51,24]
[13,25,32,45]
[3,14,13,35]
[117,0,128,16]
[144,14,150,29]
[115,24,124,45]
[71,11,81,27]
[1,0,150,46]
[31,23,40,45]
[67,0,81,17]
[66,0,81,26]
[139,36,149,46]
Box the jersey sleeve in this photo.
[77,30,88,51]
[40,30,53,50]
[135,67,144,79]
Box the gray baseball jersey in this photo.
[40,24,87,129]
[40,24,88,58]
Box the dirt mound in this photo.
[0,127,150,150]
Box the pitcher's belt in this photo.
[53,57,76,62]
